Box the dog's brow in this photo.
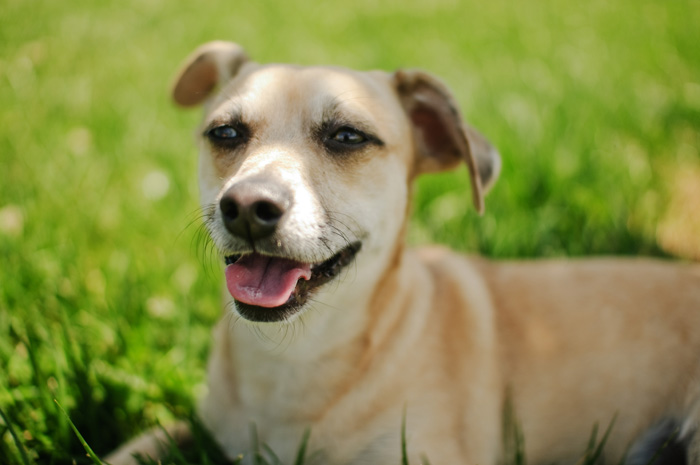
[320,101,379,138]
[203,108,246,133]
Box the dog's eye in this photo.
[330,127,367,145]
[209,125,239,140]
[319,122,383,155]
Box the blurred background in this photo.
[1,0,699,462]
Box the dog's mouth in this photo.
[223,242,362,322]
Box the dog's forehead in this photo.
[209,64,402,126]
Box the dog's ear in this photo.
[172,41,250,107]
[393,69,501,213]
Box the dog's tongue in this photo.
[225,254,312,308]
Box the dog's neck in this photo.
[222,238,414,420]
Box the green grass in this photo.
[1,0,699,463]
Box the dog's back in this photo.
[475,256,700,463]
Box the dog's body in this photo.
[107,42,700,465]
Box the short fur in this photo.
[106,42,700,465]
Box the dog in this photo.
[106,41,700,465]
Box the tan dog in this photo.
[107,41,700,465]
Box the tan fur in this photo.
[106,42,700,465]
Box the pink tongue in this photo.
[225,254,312,308]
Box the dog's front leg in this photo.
[103,421,191,465]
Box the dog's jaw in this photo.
[223,241,362,322]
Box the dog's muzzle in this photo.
[219,179,290,242]
[217,179,361,322]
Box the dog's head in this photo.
[172,41,500,323]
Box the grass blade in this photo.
[588,415,616,465]
[587,423,599,455]
[502,392,526,465]
[401,407,409,465]
[576,422,599,465]
[262,444,284,465]
[250,423,260,465]
[577,414,616,465]
[0,405,33,465]
[155,421,188,464]
[54,399,104,465]
[249,423,270,465]
[643,425,680,465]
[293,427,311,465]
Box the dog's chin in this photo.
[225,241,362,323]
[233,300,306,323]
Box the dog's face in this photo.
[173,42,500,323]
[199,65,413,323]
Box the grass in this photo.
[1,0,699,463]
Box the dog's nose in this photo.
[219,180,290,241]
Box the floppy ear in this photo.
[172,41,250,107]
[393,69,501,214]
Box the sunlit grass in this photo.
[1,0,699,463]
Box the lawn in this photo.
[1,0,699,463]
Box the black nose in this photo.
[219,180,290,241]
